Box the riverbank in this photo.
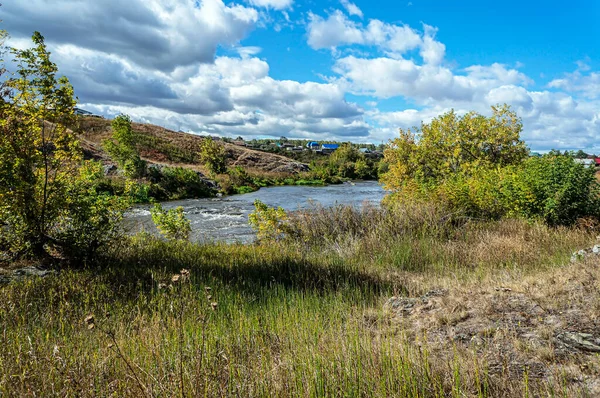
[2,204,598,396]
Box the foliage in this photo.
[53,161,130,262]
[199,138,227,175]
[103,114,146,178]
[248,199,288,241]
[504,154,600,225]
[0,32,129,261]
[0,32,81,257]
[387,153,600,226]
[150,203,191,241]
[148,166,214,200]
[380,105,600,226]
[382,104,528,191]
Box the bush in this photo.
[103,115,147,178]
[382,106,600,226]
[148,166,214,200]
[150,203,191,241]
[248,200,288,241]
[54,162,130,262]
[199,138,227,175]
[394,154,600,226]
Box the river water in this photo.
[125,181,387,243]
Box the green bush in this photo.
[248,200,288,241]
[407,154,600,226]
[148,166,214,200]
[150,203,191,241]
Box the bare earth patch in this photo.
[384,254,600,395]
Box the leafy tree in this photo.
[0,31,127,259]
[382,104,528,192]
[103,114,146,178]
[574,150,589,159]
[199,138,227,175]
[150,203,191,241]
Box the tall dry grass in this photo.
[0,202,597,396]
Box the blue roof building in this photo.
[321,144,339,151]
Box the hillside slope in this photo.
[76,117,308,174]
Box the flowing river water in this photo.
[125,180,387,243]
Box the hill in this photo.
[75,117,309,175]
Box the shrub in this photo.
[248,200,288,241]
[150,203,191,241]
[148,166,214,200]
[199,138,227,175]
[395,154,600,226]
[103,115,147,178]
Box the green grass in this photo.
[0,208,596,396]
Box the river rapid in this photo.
[125,181,386,243]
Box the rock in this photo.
[556,332,600,353]
[0,266,55,284]
[103,164,118,175]
[384,296,418,315]
[593,244,600,254]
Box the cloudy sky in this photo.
[3,0,599,150]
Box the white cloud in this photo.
[249,0,294,10]
[306,11,423,55]
[340,0,363,18]
[548,69,600,100]
[3,0,259,71]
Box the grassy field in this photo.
[1,204,599,397]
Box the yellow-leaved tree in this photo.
[0,31,128,261]
[382,104,528,195]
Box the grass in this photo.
[1,204,599,396]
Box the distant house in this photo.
[595,158,600,167]
[321,144,339,154]
[359,147,371,154]
[306,141,319,150]
[232,140,246,147]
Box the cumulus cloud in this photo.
[249,0,294,10]
[340,0,364,18]
[4,0,600,149]
[548,69,600,100]
[306,11,424,55]
[3,0,258,72]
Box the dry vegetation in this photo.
[2,203,599,396]
[76,116,308,174]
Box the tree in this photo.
[199,138,227,175]
[382,104,528,192]
[0,31,127,260]
[0,32,81,257]
[574,150,589,159]
[103,114,146,178]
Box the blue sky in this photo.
[3,0,599,151]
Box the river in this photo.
[125,180,387,243]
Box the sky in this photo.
[2,0,600,151]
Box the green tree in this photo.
[0,32,80,257]
[103,114,146,178]
[382,104,528,192]
[0,31,127,259]
[199,138,227,175]
[574,150,589,159]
